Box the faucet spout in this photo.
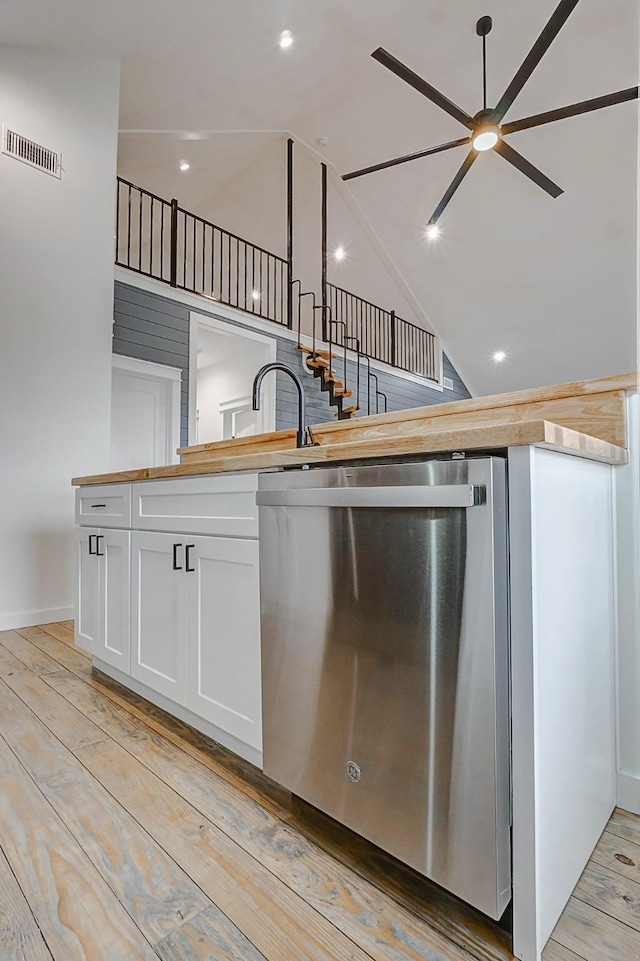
[252,362,317,449]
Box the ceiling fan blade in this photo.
[372,47,475,130]
[342,137,471,181]
[495,139,563,197]
[428,150,478,225]
[501,86,639,134]
[494,0,581,122]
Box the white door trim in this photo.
[188,311,277,446]
[111,354,181,464]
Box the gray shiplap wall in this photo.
[113,283,190,444]
[113,280,470,444]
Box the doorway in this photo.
[110,355,181,470]
[189,313,276,446]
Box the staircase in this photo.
[298,346,359,419]
[294,283,391,421]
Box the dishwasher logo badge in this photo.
[346,761,361,783]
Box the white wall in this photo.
[0,48,120,629]
[196,329,273,443]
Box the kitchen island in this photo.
[72,372,636,961]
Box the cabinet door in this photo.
[186,535,262,750]
[76,527,101,656]
[131,531,188,705]
[101,529,131,673]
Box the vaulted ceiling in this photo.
[3,0,637,394]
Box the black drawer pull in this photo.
[91,504,107,509]
[96,535,105,557]
[185,545,195,573]
[88,534,96,555]
[172,543,183,571]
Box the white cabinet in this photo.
[131,474,259,538]
[77,528,102,655]
[77,473,263,760]
[130,531,262,750]
[130,531,188,704]
[186,535,261,750]
[76,484,132,528]
[76,527,131,672]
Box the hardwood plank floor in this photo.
[0,622,637,961]
[0,846,53,961]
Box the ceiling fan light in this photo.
[472,126,500,151]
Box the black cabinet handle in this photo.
[88,534,96,555]
[172,543,183,570]
[185,545,195,572]
[91,504,107,509]
[96,535,105,557]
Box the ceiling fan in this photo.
[342,0,638,228]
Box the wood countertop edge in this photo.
[177,371,638,455]
[72,420,627,485]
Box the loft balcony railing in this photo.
[326,283,438,383]
[115,177,289,326]
[114,176,439,383]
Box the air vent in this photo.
[2,127,61,178]
[443,377,454,390]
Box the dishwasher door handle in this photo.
[257,484,485,509]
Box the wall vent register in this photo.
[2,127,62,178]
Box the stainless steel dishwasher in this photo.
[256,457,510,919]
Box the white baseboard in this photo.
[617,771,640,815]
[0,606,73,632]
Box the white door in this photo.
[76,527,101,656]
[186,534,262,750]
[131,531,188,705]
[101,529,131,673]
[111,356,181,471]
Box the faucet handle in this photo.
[305,425,320,447]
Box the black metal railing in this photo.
[116,178,173,284]
[115,177,290,326]
[395,315,438,382]
[326,283,438,382]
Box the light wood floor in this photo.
[0,623,638,961]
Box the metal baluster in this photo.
[138,190,143,271]
[266,254,271,321]
[149,196,154,276]
[127,185,132,266]
[115,181,121,264]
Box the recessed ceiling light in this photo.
[279,30,293,49]
[425,224,440,240]
[492,350,507,363]
[334,246,346,261]
[251,290,260,301]
[179,161,190,172]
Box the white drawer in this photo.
[76,484,132,528]
[131,473,259,537]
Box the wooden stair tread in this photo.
[306,357,331,369]
[342,406,359,414]
[298,346,337,359]
[333,389,353,398]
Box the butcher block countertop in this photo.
[73,372,636,486]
